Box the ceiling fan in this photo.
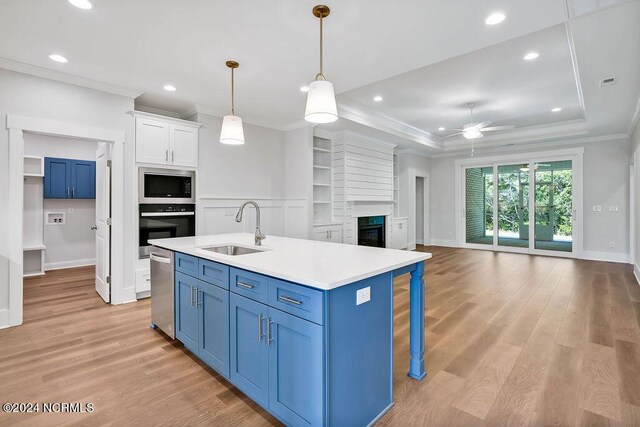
[442,103,516,140]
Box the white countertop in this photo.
[150,233,431,290]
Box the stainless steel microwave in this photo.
[139,168,195,204]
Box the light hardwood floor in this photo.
[2,247,640,426]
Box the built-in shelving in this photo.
[23,156,46,277]
[313,137,333,225]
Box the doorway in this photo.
[6,114,124,328]
[416,177,425,245]
[458,148,582,258]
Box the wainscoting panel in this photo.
[198,198,308,240]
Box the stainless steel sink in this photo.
[200,244,267,256]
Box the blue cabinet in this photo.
[44,157,96,199]
[199,282,230,377]
[230,293,270,406]
[175,272,199,353]
[268,307,323,426]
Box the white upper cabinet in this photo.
[169,124,198,168]
[134,112,200,168]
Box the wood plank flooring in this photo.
[1,247,640,426]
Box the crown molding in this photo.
[431,132,629,158]
[0,57,142,99]
[135,105,182,119]
[628,92,640,136]
[564,21,588,121]
[336,96,442,150]
[331,129,398,150]
[128,110,202,127]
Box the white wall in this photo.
[398,152,430,250]
[0,68,137,319]
[195,112,286,199]
[24,133,98,270]
[631,122,640,276]
[429,137,631,261]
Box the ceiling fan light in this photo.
[305,80,338,123]
[219,115,245,145]
[463,129,482,139]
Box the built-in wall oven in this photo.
[139,168,195,204]
[139,204,195,258]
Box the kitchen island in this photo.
[150,233,431,427]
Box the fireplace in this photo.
[358,216,386,248]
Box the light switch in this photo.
[609,206,618,212]
[356,287,371,305]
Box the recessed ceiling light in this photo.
[523,52,539,61]
[68,0,92,10]
[48,54,68,63]
[373,95,383,102]
[438,127,445,131]
[551,107,562,112]
[300,86,309,93]
[485,12,506,25]
[163,84,176,92]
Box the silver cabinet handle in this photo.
[190,286,196,306]
[236,282,255,289]
[171,150,175,163]
[165,150,169,162]
[72,187,75,198]
[67,187,70,198]
[279,295,302,305]
[267,318,273,346]
[197,289,202,306]
[258,313,265,341]
[91,225,97,230]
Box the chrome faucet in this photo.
[235,201,266,246]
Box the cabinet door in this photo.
[170,124,198,168]
[328,228,343,243]
[70,160,96,199]
[230,293,269,406]
[175,272,199,353]
[44,157,71,198]
[198,282,230,378]
[136,118,170,165]
[268,308,324,427]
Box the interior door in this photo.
[95,143,111,303]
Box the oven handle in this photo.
[141,212,195,217]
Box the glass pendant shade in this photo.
[304,80,338,124]
[463,129,482,140]
[219,115,245,145]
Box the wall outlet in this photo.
[356,287,371,306]
[609,206,618,212]
[609,242,616,248]
[593,205,602,212]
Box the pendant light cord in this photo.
[231,67,235,116]
[316,14,325,81]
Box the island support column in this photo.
[408,261,426,380]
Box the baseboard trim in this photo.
[581,251,630,264]
[44,259,96,271]
[367,402,395,427]
[429,239,459,248]
[0,309,10,330]
[634,264,640,286]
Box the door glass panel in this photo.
[534,161,573,252]
[465,167,493,245]
[497,164,529,248]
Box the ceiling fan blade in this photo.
[442,132,464,139]
[474,121,492,129]
[480,125,516,132]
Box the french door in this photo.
[463,156,579,257]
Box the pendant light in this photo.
[220,60,245,145]
[304,5,338,124]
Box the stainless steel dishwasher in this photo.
[150,247,175,339]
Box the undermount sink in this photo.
[199,244,267,256]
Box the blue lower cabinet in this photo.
[230,293,270,406]
[268,307,324,427]
[198,282,230,378]
[175,272,199,353]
